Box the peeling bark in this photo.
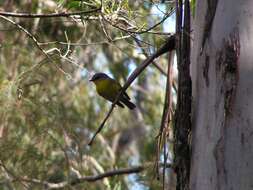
[216,30,240,115]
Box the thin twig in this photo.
[0,161,29,189]
[155,51,174,181]
[38,35,131,46]
[99,15,112,41]
[103,9,175,35]
[158,52,174,137]
[0,15,47,56]
[163,135,168,190]
[0,15,71,78]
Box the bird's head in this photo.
[89,73,110,82]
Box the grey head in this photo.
[89,73,110,82]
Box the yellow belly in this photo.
[94,79,121,102]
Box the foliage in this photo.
[0,0,176,189]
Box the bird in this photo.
[89,73,136,109]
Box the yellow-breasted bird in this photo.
[90,73,136,109]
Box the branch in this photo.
[0,15,71,78]
[0,15,47,56]
[131,35,178,95]
[38,35,132,46]
[21,166,141,189]
[0,7,101,18]
[103,9,175,35]
[157,51,174,139]
[88,35,176,145]
[156,51,174,183]
[131,35,168,76]
[19,163,172,189]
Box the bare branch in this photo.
[156,51,174,184]
[38,35,131,46]
[0,6,101,18]
[18,163,172,189]
[132,35,168,76]
[158,51,174,138]
[19,166,144,189]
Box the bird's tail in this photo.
[121,98,136,110]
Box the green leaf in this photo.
[66,1,81,10]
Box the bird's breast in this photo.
[94,79,120,102]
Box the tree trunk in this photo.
[190,0,253,190]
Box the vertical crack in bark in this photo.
[214,29,240,190]
[203,54,210,87]
[213,135,227,190]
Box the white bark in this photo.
[190,0,253,190]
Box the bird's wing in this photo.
[109,78,131,100]
[116,102,125,108]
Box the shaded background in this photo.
[0,0,177,189]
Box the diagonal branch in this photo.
[0,15,47,57]
[131,34,168,76]
[0,15,70,78]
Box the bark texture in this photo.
[191,0,253,190]
[174,0,191,190]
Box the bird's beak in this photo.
[89,78,93,82]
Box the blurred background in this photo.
[0,0,177,189]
